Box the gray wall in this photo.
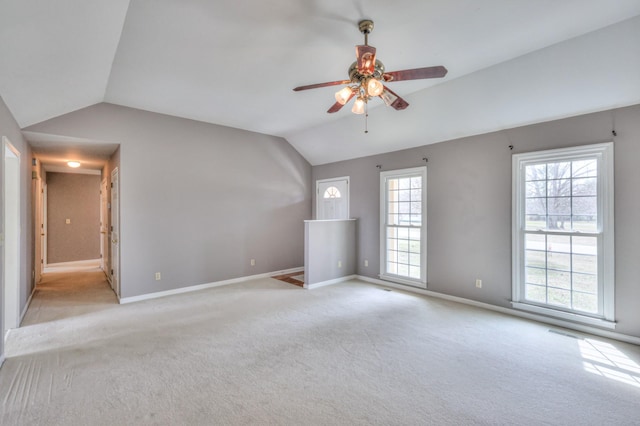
[26,103,312,298]
[304,219,356,286]
[312,104,640,338]
[0,95,35,361]
[46,172,101,264]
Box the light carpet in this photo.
[2,271,639,425]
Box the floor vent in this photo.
[548,329,583,339]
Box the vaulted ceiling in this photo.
[1,1,639,165]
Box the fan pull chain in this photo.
[364,103,369,134]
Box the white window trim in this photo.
[511,142,615,327]
[379,166,427,288]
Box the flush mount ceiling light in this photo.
[294,19,448,130]
[67,161,81,168]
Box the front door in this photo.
[316,177,349,220]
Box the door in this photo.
[316,177,349,220]
[3,137,21,332]
[100,178,109,274]
[110,168,120,297]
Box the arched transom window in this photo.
[323,186,341,199]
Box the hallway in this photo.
[22,268,118,327]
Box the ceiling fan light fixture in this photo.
[380,89,398,107]
[67,161,81,168]
[366,78,384,97]
[352,97,366,114]
[335,86,353,105]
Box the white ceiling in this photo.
[1,0,640,166]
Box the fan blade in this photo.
[380,86,409,110]
[327,92,356,113]
[293,80,351,91]
[383,66,448,82]
[356,45,376,75]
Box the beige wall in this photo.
[46,172,101,264]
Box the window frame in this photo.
[512,142,615,328]
[379,166,427,288]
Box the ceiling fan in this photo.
[293,19,448,115]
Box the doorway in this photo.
[316,176,350,220]
[3,137,21,334]
[110,167,120,297]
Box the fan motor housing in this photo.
[348,60,385,83]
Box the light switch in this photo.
[65,219,71,224]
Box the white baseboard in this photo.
[304,275,356,290]
[119,266,304,304]
[356,275,640,346]
[0,354,5,369]
[19,287,36,326]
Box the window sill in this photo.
[511,302,616,329]
[379,274,426,289]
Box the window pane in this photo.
[548,253,570,272]
[572,177,597,196]
[525,267,546,285]
[525,233,546,251]
[548,235,570,253]
[409,253,420,266]
[548,270,571,290]
[525,284,546,303]
[573,292,597,313]
[572,159,597,178]
[397,228,408,239]
[572,196,597,216]
[526,164,546,181]
[526,181,547,198]
[547,179,571,197]
[548,287,571,308]
[572,236,597,255]
[548,198,570,215]
[411,189,421,201]
[573,254,597,274]
[526,198,546,215]
[410,177,421,188]
[525,250,545,268]
[409,266,421,279]
[398,264,409,276]
[399,178,410,189]
[573,272,597,294]
[409,228,421,240]
[547,162,571,179]
[387,262,397,274]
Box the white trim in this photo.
[42,165,101,175]
[511,302,615,329]
[379,166,427,286]
[119,266,304,304]
[355,275,640,346]
[0,354,5,369]
[512,142,615,325]
[304,274,356,290]
[43,258,101,273]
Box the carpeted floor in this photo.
[2,270,639,425]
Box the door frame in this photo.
[3,136,21,333]
[110,167,120,298]
[100,177,109,275]
[315,176,350,220]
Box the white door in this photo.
[3,137,21,332]
[100,178,109,274]
[316,177,349,220]
[34,176,43,284]
[110,168,120,297]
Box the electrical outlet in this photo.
[338,260,342,268]
[155,272,161,281]
[65,218,71,224]
[364,259,369,267]
[475,279,482,288]
[250,259,256,266]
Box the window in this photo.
[323,186,341,198]
[380,167,427,288]
[512,143,614,327]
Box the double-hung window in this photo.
[512,143,614,327]
[380,166,427,288]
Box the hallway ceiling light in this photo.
[67,161,81,168]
